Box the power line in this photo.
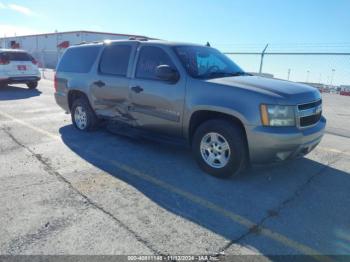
[224,52,350,55]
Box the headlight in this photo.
[260,104,296,126]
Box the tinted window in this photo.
[99,45,131,76]
[136,46,175,80]
[1,52,33,61]
[57,46,101,73]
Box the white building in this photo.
[0,30,151,68]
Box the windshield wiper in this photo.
[200,71,250,79]
[229,71,251,77]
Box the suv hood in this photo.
[209,76,321,104]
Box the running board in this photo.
[106,121,189,148]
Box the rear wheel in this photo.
[71,97,99,131]
[27,81,38,89]
[192,119,247,178]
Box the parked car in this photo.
[54,40,326,178]
[0,49,41,89]
[340,91,350,96]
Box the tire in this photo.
[71,97,99,131]
[27,81,38,89]
[0,83,7,88]
[192,119,248,179]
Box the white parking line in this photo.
[318,146,350,157]
[24,108,63,114]
[0,111,60,140]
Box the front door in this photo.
[129,45,186,137]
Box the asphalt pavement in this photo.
[0,79,349,260]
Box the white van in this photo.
[0,49,41,89]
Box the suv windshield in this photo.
[174,46,248,79]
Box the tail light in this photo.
[0,58,10,65]
[54,73,58,92]
[32,58,38,65]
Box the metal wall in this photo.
[0,31,143,68]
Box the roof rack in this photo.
[74,37,150,47]
[128,37,148,41]
[75,40,102,46]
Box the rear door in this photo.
[2,52,37,77]
[128,45,186,136]
[90,42,137,120]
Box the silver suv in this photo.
[54,40,326,178]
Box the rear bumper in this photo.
[54,92,70,113]
[246,116,326,164]
[0,76,41,84]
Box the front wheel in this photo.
[192,119,248,179]
[71,97,99,131]
[27,81,38,89]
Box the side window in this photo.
[99,45,131,76]
[57,46,101,73]
[136,46,175,80]
[197,54,226,75]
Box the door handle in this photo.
[131,85,143,93]
[93,80,105,88]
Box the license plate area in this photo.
[17,65,27,71]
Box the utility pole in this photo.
[327,76,330,87]
[259,44,269,74]
[330,69,335,88]
[287,68,291,80]
[306,70,310,82]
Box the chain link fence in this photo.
[225,52,350,88]
[220,43,350,93]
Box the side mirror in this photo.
[156,65,180,83]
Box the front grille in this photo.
[298,99,322,111]
[298,99,322,127]
[300,112,322,127]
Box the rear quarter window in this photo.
[57,45,101,73]
[99,45,131,76]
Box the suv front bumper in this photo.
[246,116,326,164]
